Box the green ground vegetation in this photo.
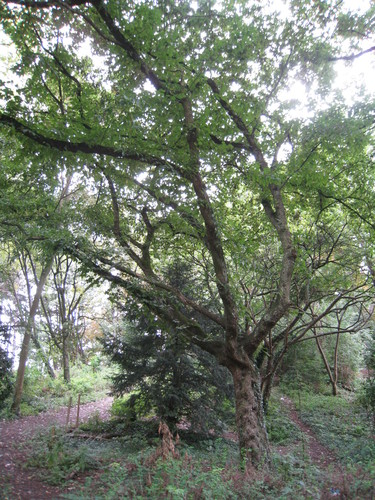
[15,365,375,500]
[0,361,112,418]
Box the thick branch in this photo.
[2,0,86,6]
[94,254,226,328]
[0,113,171,166]
[181,95,239,342]
[246,185,297,350]
[68,246,227,353]
[206,78,268,169]
[101,170,145,269]
[90,0,166,92]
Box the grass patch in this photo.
[287,390,375,465]
[266,398,300,445]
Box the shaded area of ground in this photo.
[0,397,112,500]
[279,396,349,499]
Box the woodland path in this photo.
[0,397,113,500]
[279,396,348,499]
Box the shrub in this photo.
[358,332,375,427]
[102,296,234,432]
[27,427,99,485]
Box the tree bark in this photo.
[229,362,270,471]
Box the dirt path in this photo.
[280,396,348,499]
[0,397,113,500]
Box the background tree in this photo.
[0,309,13,409]
[1,0,375,469]
[359,329,375,427]
[40,254,94,382]
[102,261,234,431]
[102,295,234,433]
[8,175,73,414]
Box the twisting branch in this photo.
[131,176,206,240]
[67,243,227,336]
[206,78,268,167]
[32,24,86,119]
[58,0,120,48]
[95,253,226,328]
[318,190,375,230]
[101,170,145,270]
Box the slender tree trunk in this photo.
[31,332,56,379]
[333,331,340,395]
[62,330,71,383]
[314,332,338,396]
[11,176,72,414]
[262,374,274,412]
[11,262,53,414]
[229,362,270,471]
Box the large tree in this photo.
[1,0,375,470]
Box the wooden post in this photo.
[75,393,81,428]
[66,396,72,429]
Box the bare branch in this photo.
[328,45,375,62]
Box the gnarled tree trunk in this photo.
[229,362,270,470]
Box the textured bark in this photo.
[230,363,270,471]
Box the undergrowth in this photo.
[26,427,101,485]
[17,383,375,499]
[0,363,112,418]
[286,390,375,465]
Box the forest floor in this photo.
[278,396,348,498]
[0,395,372,499]
[0,397,113,500]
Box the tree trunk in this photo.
[261,374,274,413]
[11,262,53,414]
[62,327,71,383]
[229,362,270,471]
[31,332,56,379]
[11,177,73,414]
[333,331,340,396]
[314,331,338,396]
